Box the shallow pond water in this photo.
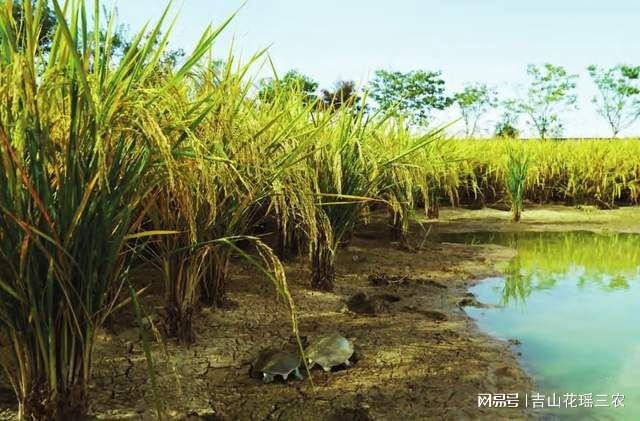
[441,231,640,420]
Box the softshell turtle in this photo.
[252,349,303,383]
[305,332,354,371]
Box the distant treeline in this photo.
[258,64,640,140]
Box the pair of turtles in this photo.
[253,332,354,383]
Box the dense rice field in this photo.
[441,139,640,209]
[444,139,640,207]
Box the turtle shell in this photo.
[252,349,302,383]
[305,332,354,371]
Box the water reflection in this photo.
[438,231,640,304]
[456,230,640,419]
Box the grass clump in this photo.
[505,145,529,221]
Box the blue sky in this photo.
[104,0,640,137]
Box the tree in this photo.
[453,83,498,137]
[369,69,452,126]
[495,121,519,139]
[495,100,520,138]
[516,64,578,139]
[258,70,319,104]
[587,64,640,138]
[320,80,360,111]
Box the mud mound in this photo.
[346,292,401,315]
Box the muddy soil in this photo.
[430,204,640,234]
[4,205,636,420]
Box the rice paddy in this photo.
[0,1,639,419]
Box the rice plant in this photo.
[309,103,443,290]
[0,0,210,416]
[193,65,321,309]
[143,55,322,343]
[308,104,373,291]
[372,118,433,246]
[505,145,529,221]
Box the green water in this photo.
[441,231,640,420]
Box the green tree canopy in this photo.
[369,69,452,126]
[258,70,319,104]
[453,83,498,137]
[320,80,359,111]
[495,99,520,138]
[588,64,640,138]
[515,63,578,139]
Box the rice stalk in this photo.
[505,144,529,221]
